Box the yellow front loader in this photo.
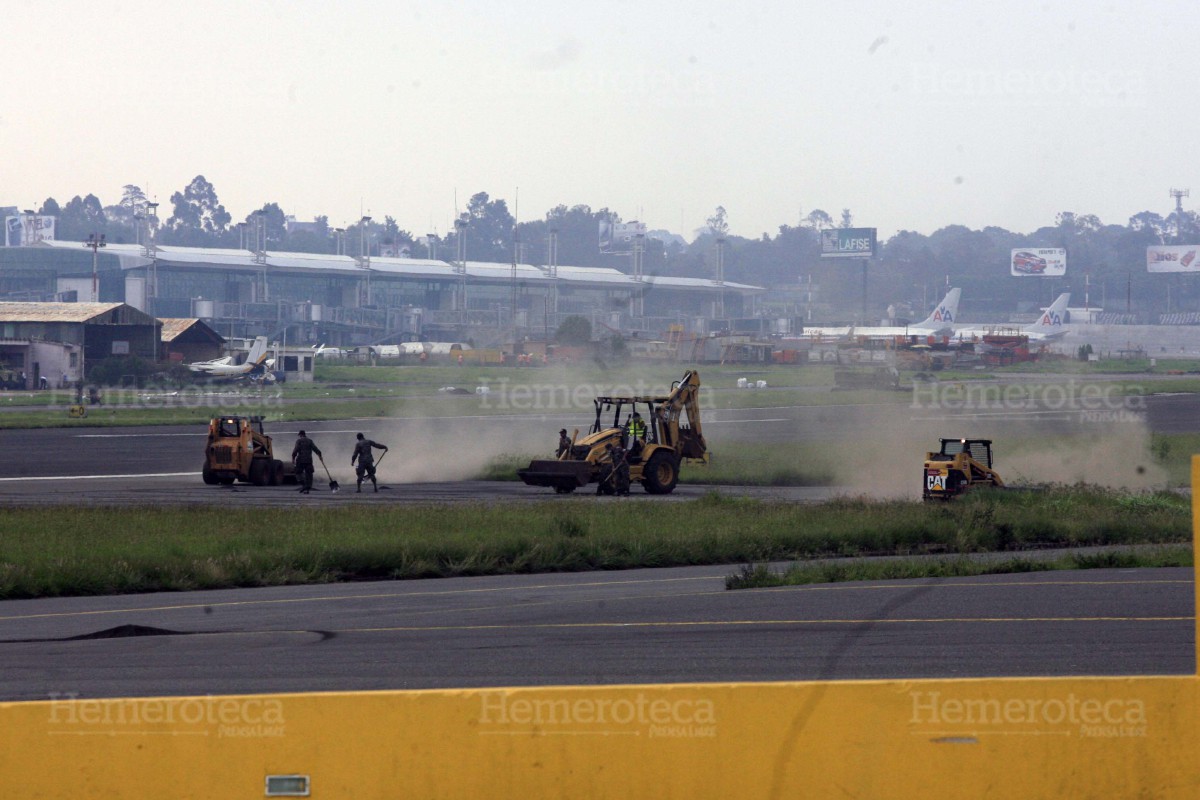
[922,438,1005,500]
[202,415,295,486]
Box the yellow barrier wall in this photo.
[1,462,1197,798]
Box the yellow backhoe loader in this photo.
[518,370,708,495]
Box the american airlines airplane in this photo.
[952,293,1071,343]
[850,288,962,340]
[187,336,270,377]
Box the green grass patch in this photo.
[0,487,1188,599]
[725,546,1194,589]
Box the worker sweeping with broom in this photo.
[351,432,389,493]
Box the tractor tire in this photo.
[219,475,235,485]
[641,451,680,495]
[249,459,269,486]
[202,462,219,485]
[269,459,284,486]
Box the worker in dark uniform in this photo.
[351,432,388,493]
[556,429,572,458]
[292,429,321,494]
[612,441,631,496]
[597,444,617,496]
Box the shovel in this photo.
[318,454,339,492]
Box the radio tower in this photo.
[1170,188,1190,243]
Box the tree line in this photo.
[33,176,1200,317]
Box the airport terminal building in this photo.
[0,242,762,346]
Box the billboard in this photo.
[4,214,56,246]
[599,220,647,254]
[1010,247,1066,277]
[820,228,876,258]
[1146,245,1200,273]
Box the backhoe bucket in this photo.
[518,459,592,491]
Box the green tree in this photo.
[163,175,231,246]
[803,209,833,230]
[56,194,107,241]
[706,206,729,237]
[457,191,515,263]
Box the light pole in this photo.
[146,202,159,313]
[715,236,726,320]
[334,228,345,256]
[454,218,468,316]
[84,233,106,302]
[360,216,372,307]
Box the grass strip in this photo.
[0,488,1188,600]
[725,546,1194,590]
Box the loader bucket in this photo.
[518,459,592,491]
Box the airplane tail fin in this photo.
[246,336,269,366]
[917,288,961,330]
[1028,293,1070,336]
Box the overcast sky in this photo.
[2,0,1196,240]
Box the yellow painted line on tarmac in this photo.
[337,615,1192,634]
[0,575,1189,624]
[0,472,201,482]
[81,614,1192,642]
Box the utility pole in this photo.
[715,236,726,321]
[83,233,106,302]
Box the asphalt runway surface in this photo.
[0,390,1194,504]
[0,566,1191,700]
[0,393,1194,698]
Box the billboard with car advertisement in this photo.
[1146,245,1200,273]
[1010,247,1066,277]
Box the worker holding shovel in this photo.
[291,429,323,494]
[351,432,389,493]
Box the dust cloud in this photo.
[298,364,668,487]
[827,416,1167,500]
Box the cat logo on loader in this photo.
[923,438,1005,500]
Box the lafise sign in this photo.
[820,228,877,258]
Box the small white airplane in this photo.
[187,336,271,376]
[185,354,233,370]
[312,344,351,358]
[852,288,962,340]
[370,342,430,357]
[953,293,1071,343]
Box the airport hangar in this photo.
[0,242,764,347]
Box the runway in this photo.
[0,389,1192,504]
[0,565,1190,700]
[0,394,1193,699]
